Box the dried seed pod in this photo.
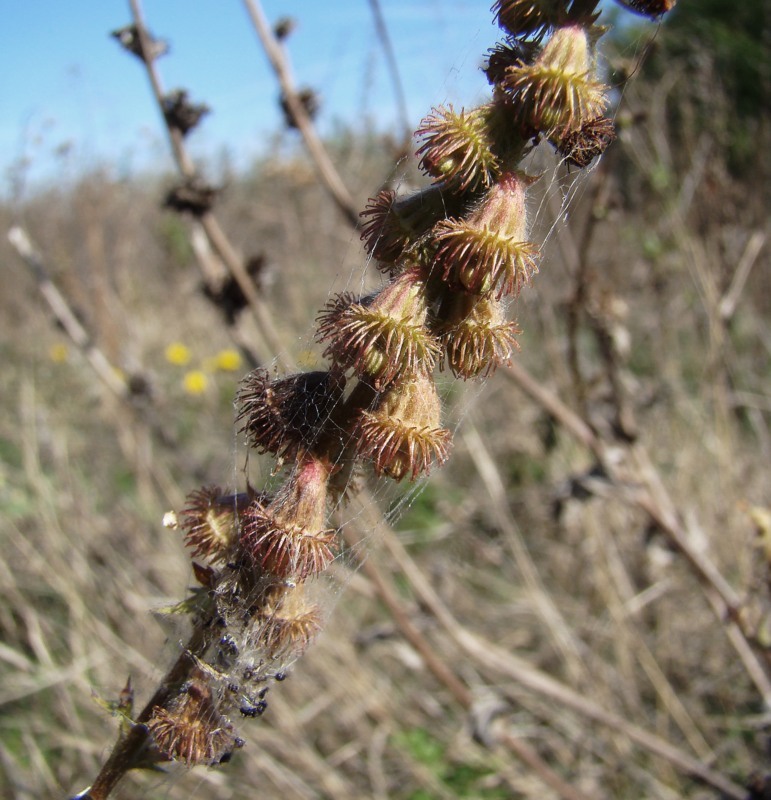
[356,370,451,481]
[317,269,440,390]
[416,105,500,192]
[439,293,521,379]
[360,185,455,266]
[433,171,539,299]
[163,178,219,216]
[551,115,616,167]
[484,38,541,86]
[240,454,337,580]
[162,89,210,136]
[179,487,252,564]
[613,0,675,18]
[147,673,242,766]
[202,253,269,324]
[501,24,607,134]
[280,87,320,129]
[111,24,169,62]
[259,583,323,658]
[492,0,562,38]
[237,369,343,460]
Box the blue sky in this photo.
[2,1,501,196]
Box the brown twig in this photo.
[341,506,596,800]
[719,230,766,322]
[556,159,638,440]
[367,0,412,151]
[8,226,129,401]
[503,360,771,707]
[84,627,210,800]
[240,0,360,228]
[127,0,289,371]
[364,510,746,799]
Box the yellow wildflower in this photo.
[214,349,242,372]
[183,371,209,395]
[165,342,191,366]
[49,343,69,363]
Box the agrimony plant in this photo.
[75,1,675,797]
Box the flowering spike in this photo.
[356,370,451,481]
[501,24,607,133]
[433,172,539,299]
[317,269,440,389]
[416,105,500,192]
[240,455,336,580]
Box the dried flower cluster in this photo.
[90,0,675,787]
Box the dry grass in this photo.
[1,48,770,800]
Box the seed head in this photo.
[164,177,219,216]
[161,89,210,136]
[111,24,169,62]
[501,24,607,134]
[259,583,323,658]
[433,172,539,299]
[237,369,343,460]
[416,105,500,192]
[356,370,451,481]
[551,115,616,167]
[484,38,541,86]
[613,0,675,18]
[360,186,456,266]
[317,269,440,390]
[492,0,562,38]
[147,673,241,766]
[240,454,336,580]
[180,487,251,564]
[439,293,521,379]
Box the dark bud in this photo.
[274,16,297,40]
[552,116,616,168]
[163,178,219,216]
[239,700,268,717]
[483,37,540,87]
[162,89,210,136]
[280,87,320,129]
[127,372,152,398]
[236,369,344,459]
[202,253,269,324]
[118,677,135,716]
[111,24,169,62]
[613,0,676,18]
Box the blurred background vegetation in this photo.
[1,3,769,798]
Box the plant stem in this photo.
[84,625,210,800]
